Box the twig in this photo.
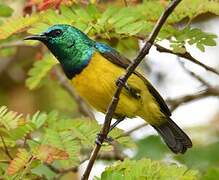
[46,150,126,179]
[53,66,95,119]
[46,163,78,174]
[115,123,148,139]
[178,59,211,87]
[0,135,13,160]
[123,0,128,6]
[82,1,182,179]
[154,43,219,76]
[167,87,219,111]
[0,41,32,49]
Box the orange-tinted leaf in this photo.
[23,0,73,14]
[7,149,31,175]
[34,144,69,164]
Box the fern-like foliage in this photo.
[99,158,199,180]
[25,54,57,90]
[42,128,80,167]
[0,106,22,130]
[33,144,69,164]
[0,14,40,40]
[0,2,217,53]
[7,149,31,175]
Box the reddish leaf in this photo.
[7,149,31,175]
[34,144,69,164]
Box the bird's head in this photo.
[24,24,94,58]
[24,24,95,78]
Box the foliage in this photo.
[26,54,57,90]
[0,0,219,179]
[99,158,199,180]
[0,106,135,178]
[0,4,13,17]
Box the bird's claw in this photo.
[115,77,141,99]
[115,76,126,87]
[95,133,114,145]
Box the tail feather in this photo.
[152,117,192,154]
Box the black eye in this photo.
[48,29,63,37]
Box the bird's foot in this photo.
[115,77,141,99]
[115,76,126,87]
[95,133,114,145]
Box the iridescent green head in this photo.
[25,24,95,78]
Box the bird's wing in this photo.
[95,42,171,116]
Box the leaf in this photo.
[9,122,35,140]
[134,135,169,160]
[100,159,199,180]
[31,163,56,179]
[0,14,40,40]
[28,111,47,129]
[0,4,13,17]
[196,43,205,52]
[7,149,31,175]
[171,27,217,53]
[176,141,219,171]
[42,129,80,166]
[33,145,69,164]
[26,54,57,90]
[51,119,135,151]
[0,106,23,130]
[202,167,219,180]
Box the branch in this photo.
[0,41,31,49]
[53,66,95,119]
[82,1,182,179]
[0,135,13,160]
[178,59,211,87]
[167,87,219,111]
[115,123,148,139]
[154,43,219,76]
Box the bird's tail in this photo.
[152,117,192,154]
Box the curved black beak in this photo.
[24,34,47,41]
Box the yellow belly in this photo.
[71,52,163,124]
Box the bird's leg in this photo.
[95,117,125,145]
[109,117,125,132]
[115,77,141,99]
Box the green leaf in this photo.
[25,54,57,90]
[0,106,22,130]
[42,129,80,167]
[9,122,35,140]
[202,167,219,180]
[28,111,47,129]
[31,164,56,179]
[100,159,199,180]
[134,135,169,160]
[176,141,219,171]
[0,4,13,17]
[196,43,205,52]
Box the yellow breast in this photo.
[71,52,162,123]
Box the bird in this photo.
[24,24,192,154]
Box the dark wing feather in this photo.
[95,42,171,116]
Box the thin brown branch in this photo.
[167,87,219,111]
[178,59,211,87]
[46,150,125,178]
[0,135,13,160]
[0,41,32,49]
[115,123,148,139]
[53,66,95,119]
[154,43,219,76]
[82,1,182,179]
[46,163,78,174]
[123,0,128,6]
